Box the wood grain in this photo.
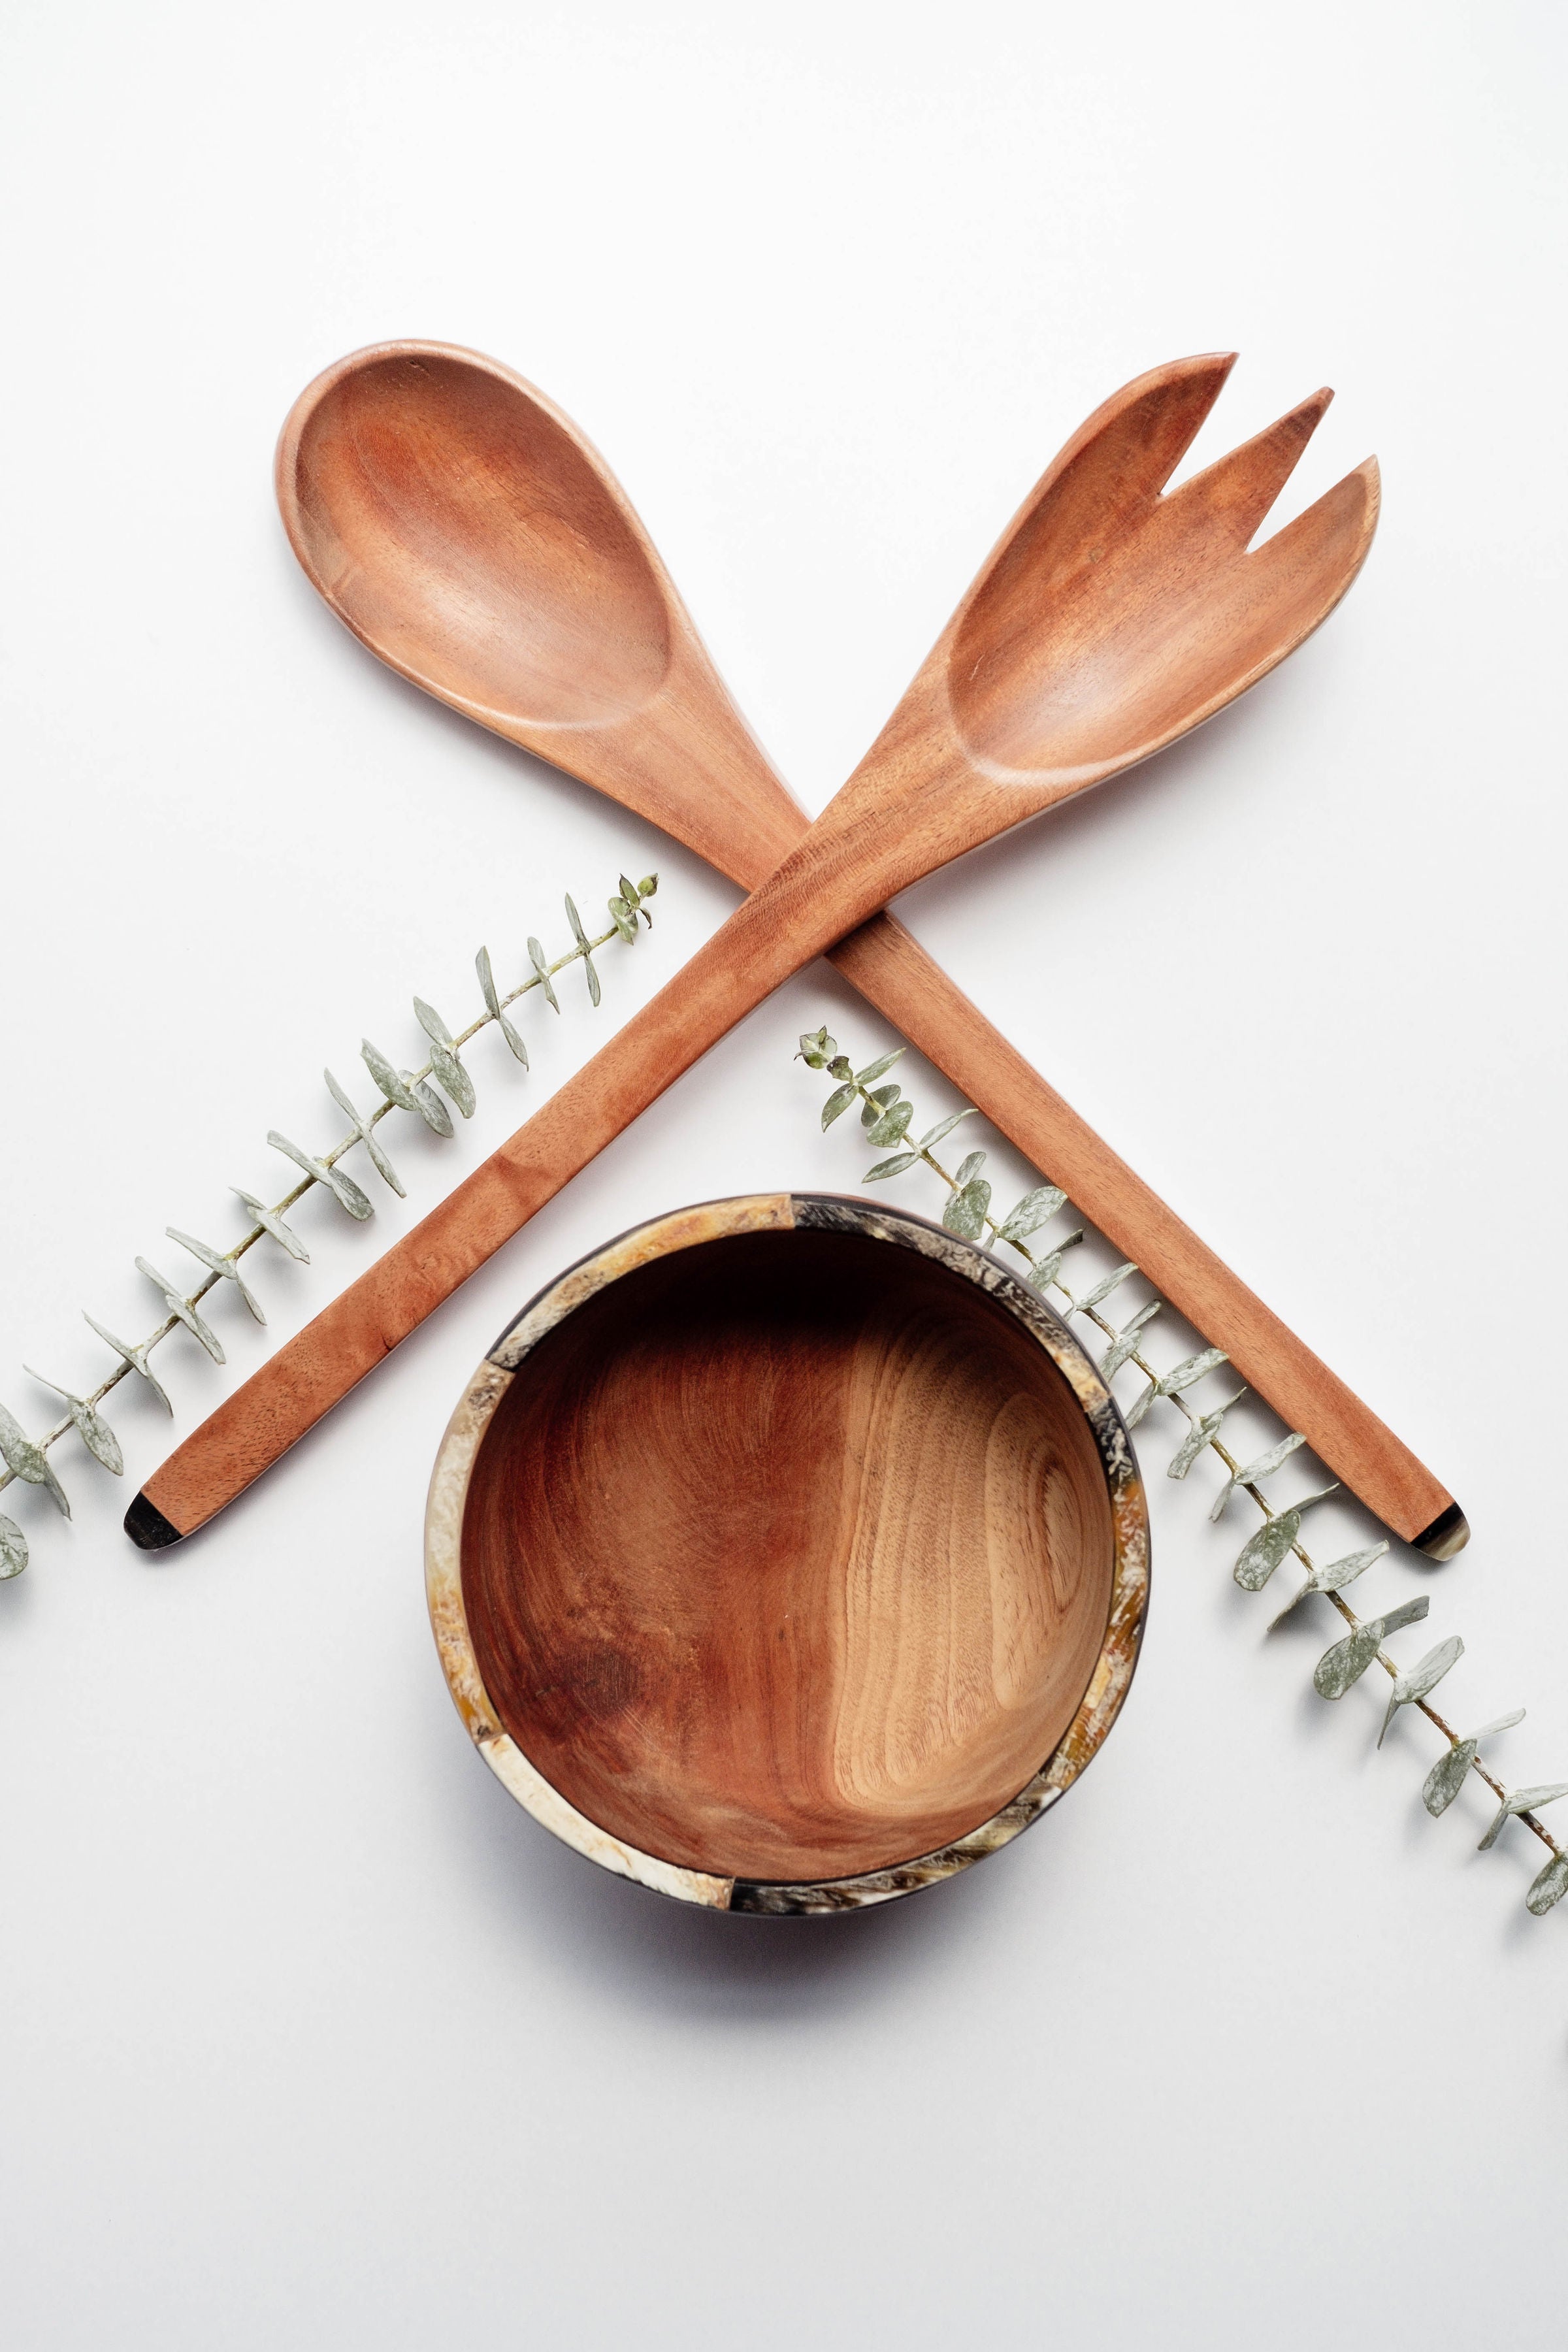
[131,348,1463,1556]
[460,1223,1116,1881]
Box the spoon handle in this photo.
[126,863,1465,1560]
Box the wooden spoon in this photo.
[129,353,1463,1556]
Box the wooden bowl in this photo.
[425,1196,1149,1914]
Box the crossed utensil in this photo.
[127,344,1465,1559]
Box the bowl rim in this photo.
[425,1192,1151,1915]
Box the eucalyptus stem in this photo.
[0,874,660,1576]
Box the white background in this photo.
[2,4,1564,2344]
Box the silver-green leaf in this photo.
[323,1069,404,1198]
[917,1111,979,1151]
[1478,1782,1568,1852]
[1377,1634,1464,1748]
[821,1082,858,1130]
[1100,1300,1161,1380]
[529,938,561,1014]
[168,1226,269,1321]
[943,1180,991,1240]
[1071,1262,1137,1316]
[0,1513,26,1576]
[855,1050,906,1086]
[0,1403,71,1518]
[23,1370,123,1476]
[865,1099,914,1150]
[1156,1346,1230,1399]
[1268,1542,1388,1629]
[267,1134,374,1221]
[996,1184,1068,1245]
[1167,1397,1243,1479]
[864,1150,921,1182]
[1025,1233,1084,1290]
[1526,1853,1568,1916]
[1313,1595,1429,1700]
[1209,1431,1307,1521]
[135,1256,228,1361]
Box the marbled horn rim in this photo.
[424,1193,1151,1916]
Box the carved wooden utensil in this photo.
[129,351,1462,1555]
[426,1196,1150,1912]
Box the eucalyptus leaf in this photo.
[865,1100,914,1149]
[1268,1542,1388,1629]
[474,953,529,1063]
[83,1314,173,1414]
[135,1258,228,1362]
[232,1187,310,1263]
[1313,1595,1429,1700]
[582,951,601,1009]
[1071,1262,1137,1315]
[1423,1740,1477,1819]
[1026,1233,1083,1290]
[1526,1853,1568,1916]
[864,1150,921,1182]
[167,1227,269,1322]
[1100,1300,1161,1380]
[360,1039,421,1118]
[0,1513,25,1576]
[608,896,638,945]
[497,1009,529,1066]
[1156,1345,1230,1399]
[1124,1381,1158,1429]
[917,1111,979,1151]
[943,1180,991,1240]
[1478,1782,1568,1852]
[0,1403,71,1517]
[564,893,589,949]
[821,1082,858,1130]
[854,1050,906,1086]
[425,1038,477,1120]
[323,1071,404,1197]
[996,1184,1068,1244]
[1167,1401,1240,1480]
[1377,1634,1465,1748]
[860,1084,901,1130]
[529,938,561,1014]
[953,1151,987,1188]
[1209,1431,1308,1521]
[796,1028,834,1069]
[24,1369,123,1476]
[267,1134,374,1222]
[408,1078,454,1138]
[1233,1508,1303,1593]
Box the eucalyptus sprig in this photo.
[798,1024,1568,1921]
[0,874,659,1578]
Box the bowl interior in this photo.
[460,1226,1117,1883]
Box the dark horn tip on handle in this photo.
[125,1491,184,1552]
[1413,1502,1470,1562]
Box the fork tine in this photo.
[1237,457,1380,662]
[988,353,1239,587]
[1164,388,1335,547]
